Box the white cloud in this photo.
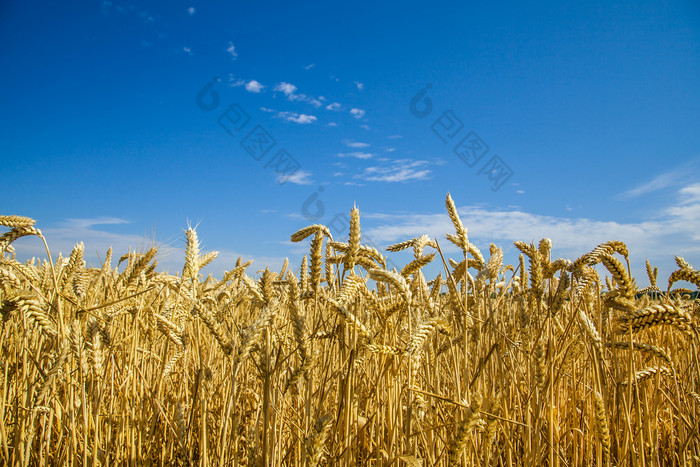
[262,107,317,123]
[187,7,195,15]
[304,63,316,70]
[618,157,700,199]
[360,124,370,130]
[327,122,338,127]
[350,108,365,119]
[354,81,364,90]
[679,183,700,203]
[281,170,313,185]
[619,172,683,199]
[356,159,431,182]
[344,139,369,148]
[275,111,317,124]
[10,217,286,278]
[273,82,322,107]
[182,46,193,55]
[274,82,297,97]
[66,217,129,229]
[228,74,245,87]
[388,135,402,139]
[385,147,396,152]
[245,80,264,93]
[337,152,373,160]
[326,102,341,111]
[516,190,525,194]
[10,217,151,268]
[226,42,237,59]
[362,184,700,282]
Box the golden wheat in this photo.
[0,199,698,465]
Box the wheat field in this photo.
[0,194,699,465]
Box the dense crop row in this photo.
[0,196,698,465]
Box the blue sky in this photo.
[2,0,700,283]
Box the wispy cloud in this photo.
[354,81,364,90]
[226,42,238,59]
[273,82,322,107]
[281,170,313,185]
[617,157,700,199]
[228,74,245,87]
[343,139,369,148]
[356,159,431,182]
[275,111,317,124]
[186,7,195,15]
[326,102,341,111]
[245,80,264,93]
[304,63,315,71]
[182,46,193,55]
[387,135,402,139]
[350,108,365,119]
[261,107,317,123]
[67,217,130,229]
[337,152,373,159]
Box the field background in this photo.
[1,203,699,465]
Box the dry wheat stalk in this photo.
[604,341,673,365]
[405,317,450,355]
[617,303,694,336]
[195,304,232,355]
[290,224,332,243]
[599,252,635,297]
[592,391,610,463]
[448,404,485,464]
[0,215,36,228]
[306,414,333,467]
[401,253,436,278]
[0,226,41,253]
[668,268,700,290]
[621,366,673,385]
[369,268,412,306]
[578,307,602,351]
